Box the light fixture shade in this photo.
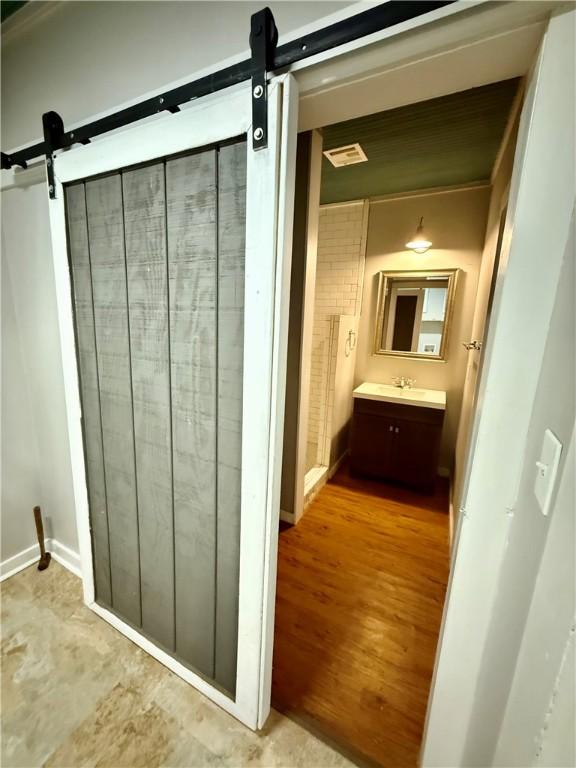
[406,217,432,254]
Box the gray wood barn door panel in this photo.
[123,164,175,651]
[214,142,246,693]
[166,150,217,678]
[85,174,141,627]
[66,182,112,606]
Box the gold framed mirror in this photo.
[374,269,459,361]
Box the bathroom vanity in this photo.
[350,382,446,491]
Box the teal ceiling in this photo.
[320,78,520,204]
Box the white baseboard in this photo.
[304,465,329,510]
[48,538,81,577]
[304,464,327,496]
[0,538,81,582]
[279,509,295,524]
[0,544,41,582]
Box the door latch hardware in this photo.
[42,111,65,200]
[249,7,278,151]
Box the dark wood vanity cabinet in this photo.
[350,398,444,491]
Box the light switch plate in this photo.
[534,429,562,516]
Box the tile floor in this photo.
[0,562,352,768]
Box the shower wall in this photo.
[329,315,360,468]
[306,316,334,472]
[306,201,368,473]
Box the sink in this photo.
[353,382,446,410]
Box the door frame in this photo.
[385,286,424,353]
[3,0,569,749]
[292,130,323,525]
[292,7,573,764]
[47,75,298,730]
[421,13,574,763]
[280,3,571,765]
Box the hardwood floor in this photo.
[272,466,450,768]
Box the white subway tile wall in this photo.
[306,202,367,472]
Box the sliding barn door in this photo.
[50,77,298,728]
[66,142,245,694]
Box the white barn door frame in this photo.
[47,74,298,730]
[28,0,571,749]
[421,11,575,765]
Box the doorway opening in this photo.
[274,74,524,766]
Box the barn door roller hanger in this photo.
[0,2,455,199]
[250,7,277,152]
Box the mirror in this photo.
[374,269,458,360]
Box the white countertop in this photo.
[353,382,446,410]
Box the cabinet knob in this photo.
[389,425,393,432]
[395,427,400,433]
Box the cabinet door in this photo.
[350,412,396,479]
[391,418,440,488]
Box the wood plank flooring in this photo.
[272,466,450,768]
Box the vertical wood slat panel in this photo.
[167,150,217,678]
[66,182,112,605]
[86,174,142,627]
[123,164,175,650]
[215,142,247,693]
[69,140,246,696]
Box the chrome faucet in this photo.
[392,376,415,390]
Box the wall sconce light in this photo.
[406,217,432,254]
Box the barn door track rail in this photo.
[1,1,454,198]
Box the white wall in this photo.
[1,221,42,560]
[0,1,351,565]
[496,430,575,768]
[355,186,490,471]
[1,1,350,149]
[461,211,575,766]
[453,110,520,513]
[422,10,575,765]
[2,182,79,559]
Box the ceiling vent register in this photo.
[323,143,368,168]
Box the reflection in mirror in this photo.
[374,270,458,360]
